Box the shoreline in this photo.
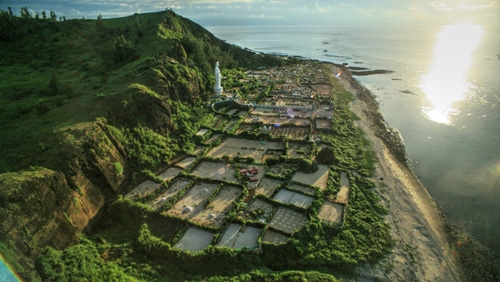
[329,63,463,281]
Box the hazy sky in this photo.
[2,0,499,26]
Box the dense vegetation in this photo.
[0,7,394,281]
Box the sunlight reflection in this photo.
[420,24,483,124]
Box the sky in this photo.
[1,0,499,26]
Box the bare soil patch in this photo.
[315,119,332,130]
[175,156,197,170]
[291,164,329,190]
[288,142,312,159]
[158,167,182,181]
[149,178,190,210]
[193,146,205,156]
[287,183,316,196]
[273,189,314,209]
[318,201,344,225]
[244,199,274,223]
[311,83,331,97]
[262,229,289,245]
[269,207,308,235]
[256,177,283,197]
[191,161,239,183]
[335,171,350,204]
[192,185,242,228]
[217,224,261,250]
[125,180,160,199]
[208,138,283,161]
[174,227,214,252]
[271,126,310,140]
[166,182,218,220]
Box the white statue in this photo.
[214,61,223,96]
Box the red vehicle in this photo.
[249,177,259,182]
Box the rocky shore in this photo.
[330,63,463,281]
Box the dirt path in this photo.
[330,64,463,281]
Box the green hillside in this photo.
[0,9,284,174]
[0,9,393,282]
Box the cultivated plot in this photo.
[315,119,332,130]
[175,227,214,253]
[158,167,182,181]
[125,180,160,199]
[269,207,308,235]
[245,199,274,223]
[193,146,205,156]
[149,178,190,210]
[271,127,310,140]
[287,183,316,196]
[273,189,314,209]
[176,156,197,170]
[288,142,312,159]
[318,201,344,225]
[166,182,218,220]
[192,185,242,228]
[191,161,239,183]
[262,229,289,245]
[208,138,283,161]
[217,224,261,250]
[335,172,350,204]
[292,164,330,190]
[255,177,283,197]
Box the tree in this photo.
[42,10,47,20]
[8,7,13,17]
[20,6,30,18]
[50,11,56,21]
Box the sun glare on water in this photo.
[420,24,483,124]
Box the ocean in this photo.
[207,24,500,252]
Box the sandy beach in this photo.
[331,64,463,281]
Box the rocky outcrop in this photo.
[0,119,132,280]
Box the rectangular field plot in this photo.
[256,177,283,197]
[269,207,308,235]
[315,119,332,130]
[335,172,350,204]
[166,183,218,220]
[158,167,182,181]
[191,161,239,183]
[288,143,312,159]
[176,156,197,170]
[273,189,314,209]
[262,229,289,245]
[271,127,310,140]
[244,199,274,223]
[125,180,160,199]
[175,227,214,253]
[287,183,316,196]
[291,164,329,190]
[191,185,242,228]
[208,138,283,161]
[149,178,190,210]
[217,224,261,250]
[318,201,344,225]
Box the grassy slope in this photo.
[0,10,281,173]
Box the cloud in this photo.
[457,1,500,10]
[315,1,326,13]
[431,1,500,11]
